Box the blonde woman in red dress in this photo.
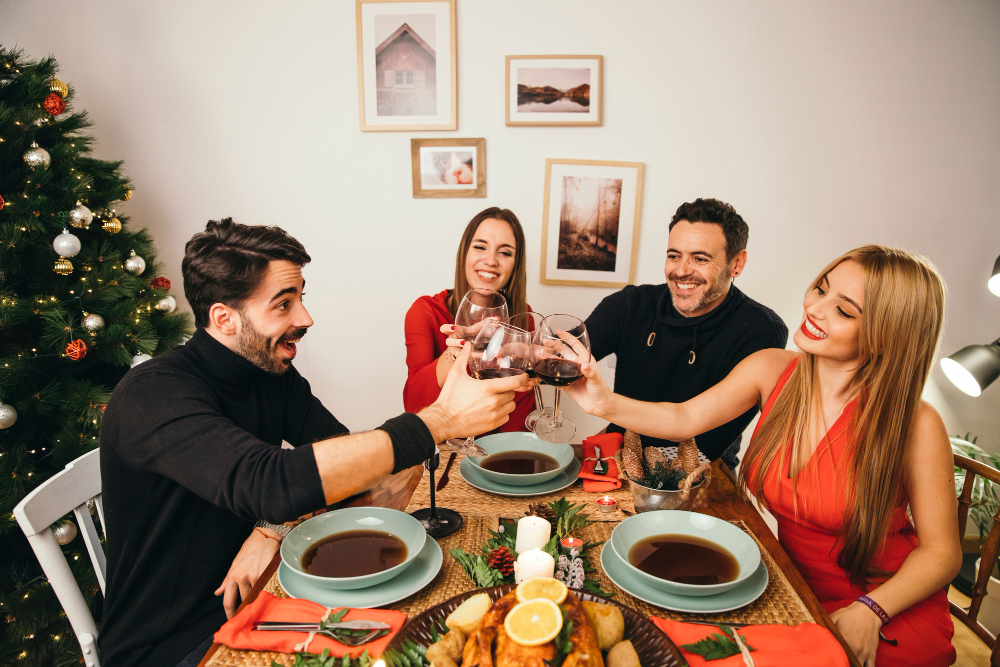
[565,245,960,667]
[403,207,535,431]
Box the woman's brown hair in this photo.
[738,245,946,588]
[447,208,528,317]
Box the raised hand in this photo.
[562,355,614,419]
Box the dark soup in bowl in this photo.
[628,534,739,585]
[480,451,559,475]
[302,530,407,578]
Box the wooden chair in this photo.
[13,448,104,667]
[953,452,1000,666]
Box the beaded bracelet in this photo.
[857,595,890,625]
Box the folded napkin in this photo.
[653,618,849,667]
[579,432,623,492]
[214,592,407,657]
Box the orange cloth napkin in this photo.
[579,432,623,492]
[653,618,849,667]
[214,592,407,657]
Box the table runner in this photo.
[204,516,813,667]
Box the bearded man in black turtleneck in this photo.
[98,219,527,667]
[583,199,787,468]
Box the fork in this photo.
[254,624,387,647]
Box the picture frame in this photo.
[356,0,457,131]
[540,159,645,287]
[506,55,603,127]
[411,137,486,198]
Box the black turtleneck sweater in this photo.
[99,330,349,667]
[585,284,787,463]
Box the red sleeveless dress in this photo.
[748,360,955,666]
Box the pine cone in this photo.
[644,446,669,473]
[677,438,700,474]
[624,430,643,459]
[622,448,645,481]
[524,503,557,529]
[487,546,515,576]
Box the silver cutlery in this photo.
[253,621,390,647]
[254,620,391,631]
[592,446,606,475]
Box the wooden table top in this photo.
[198,454,860,667]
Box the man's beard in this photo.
[235,316,307,375]
[667,271,730,317]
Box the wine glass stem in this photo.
[428,464,437,518]
[552,389,563,427]
[532,383,544,412]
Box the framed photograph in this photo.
[356,0,457,131]
[411,137,485,198]
[540,159,645,287]
[506,55,602,127]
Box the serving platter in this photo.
[386,584,685,667]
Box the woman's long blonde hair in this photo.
[738,245,945,588]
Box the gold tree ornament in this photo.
[54,258,73,275]
[121,188,133,201]
[48,77,68,98]
[102,216,121,234]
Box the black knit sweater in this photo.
[99,330,348,667]
[585,284,788,462]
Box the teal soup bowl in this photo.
[466,432,574,486]
[610,510,761,597]
[280,507,426,590]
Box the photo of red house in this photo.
[375,20,436,116]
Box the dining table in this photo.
[197,445,861,667]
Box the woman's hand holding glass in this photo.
[531,314,591,443]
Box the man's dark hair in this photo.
[182,218,311,328]
[669,198,749,262]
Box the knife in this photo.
[254,620,392,631]
[437,452,458,491]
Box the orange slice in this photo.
[516,576,568,604]
[503,598,563,647]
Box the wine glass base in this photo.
[524,408,554,431]
[410,507,463,538]
[533,416,576,444]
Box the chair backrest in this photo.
[952,452,1000,666]
[13,448,104,667]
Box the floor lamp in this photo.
[940,254,1000,396]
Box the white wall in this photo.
[3,0,1000,449]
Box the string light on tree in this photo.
[81,312,104,333]
[0,403,17,429]
[52,228,81,257]
[51,519,77,546]
[155,295,176,313]
[68,201,93,229]
[124,250,146,275]
[23,142,50,169]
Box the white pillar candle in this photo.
[513,548,556,583]
[515,516,551,554]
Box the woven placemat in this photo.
[206,516,812,666]
[405,452,635,520]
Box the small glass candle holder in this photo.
[596,496,617,513]
[560,537,584,549]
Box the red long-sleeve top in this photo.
[403,289,535,433]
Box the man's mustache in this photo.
[668,274,705,285]
[279,328,308,343]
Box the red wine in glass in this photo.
[532,358,583,387]
[508,312,549,430]
[532,314,590,443]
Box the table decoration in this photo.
[514,515,551,553]
[513,548,556,582]
[652,618,849,667]
[579,432,624,492]
[449,497,613,595]
[596,496,617,513]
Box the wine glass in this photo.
[451,289,508,453]
[531,314,591,444]
[508,312,551,431]
[409,448,463,538]
[468,320,532,381]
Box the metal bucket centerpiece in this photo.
[619,431,711,513]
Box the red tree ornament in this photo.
[0,194,4,211]
[150,276,171,291]
[43,93,66,116]
[65,339,87,360]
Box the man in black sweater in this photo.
[98,219,526,667]
[583,198,787,467]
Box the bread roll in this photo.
[582,601,625,650]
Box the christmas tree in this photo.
[0,47,192,665]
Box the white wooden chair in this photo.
[13,448,105,667]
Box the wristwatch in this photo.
[254,520,293,539]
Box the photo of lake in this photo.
[516,67,590,113]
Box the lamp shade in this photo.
[989,254,1000,297]
[940,342,1000,397]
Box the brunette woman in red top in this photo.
[565,246,961,667]
[404,207,536,432]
